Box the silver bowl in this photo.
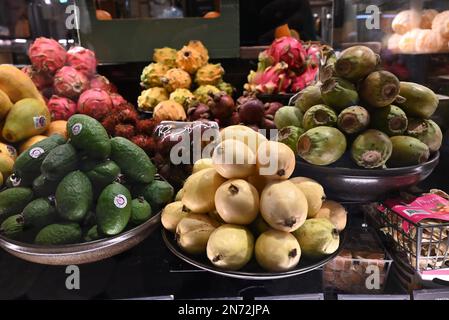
[162,228,346,280]
[0,213,160,265]
[293,152,440,203]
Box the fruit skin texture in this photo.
[370,105,408,136]
[130,197,152,225]
[388,136,430,167]
[256,141,295,180]
[3,98,50,143]
[351,129,393,169]
[135,180,174,211]
[153,47,177,68]
[0,187,33,220]
[169,88,195,109]
[302,104,337,131]
[182,168,226,214]
[153,100,187,122]
[0,65,45,104]
[0,89,13,121]
[321,77,359,111]
[161,68,192,92]
[397,82,439,119]
[89,74,117,93]
[406,119,442,153]
[56,171,93,222]
[47,95,77,121]
[274,106,303,129]
[186,40,209,65]
[77,89,113,121]
[255,230,301,272]
[335,46,379,81]
[192,158,213,174]
[360,71,400,108]
[215,179,259,225]
[0,214,25,239]
[53,66,89,99]
[195,63,224,86]
[21,197,57,229]
[194,85,221,104]
[28,37,67,74]
[66,46,97,77]
[266,36,306,71]
[35,223,82,245]
[41,144,78,181]
[0,142,17,160]
[212,139,256,179]
[245,62,291,94]
[260,180,308,232]
[161,201,189,232]
[46,120,68,139]
[176,213,219,255]
[315,200,347,231]
[207,224,254,270]
[293,218,340,257]
[13,134,65,181]
[295,84,324,113]
[110,137,156,184]
[96,183,132,235]
[85,160,121,190]
[337,106,370,135]
[176,46,205,74]
[68,114,111,159]
[290,177,325,218]
[137,87,169,112]
[140,63,170,88]
[219,125,267,154]
[278,126,305,153]
[32,174,59,198]
[297,126,347,166]
[21,65,53,91]
[0,153,14,178]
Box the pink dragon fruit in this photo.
[109,93,127,107]
[47,95,77,120]
[28,37,67,74]
[77,88,112,121]
[305,43,321,68]
[67,46,97,77]
[90,74,117,93]
[266,36,306,71]
[245,62,291,94]
[53,66,89,99]
[22,65,53,90]
[290,64,319,92]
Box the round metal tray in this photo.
[0,213,161,265]
[293,152,440,203]
[162,228,346,280]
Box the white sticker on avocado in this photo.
[29,147,44,159]
[33,116,47,129]
[114,194,127,208]
[72,123,83,136]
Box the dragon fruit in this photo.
[53,66,89,99]
[77,88,112,121]
[110,93,127,108]
[22,65,53,90]
[305,43,321,68]
[90,74,117,93]
[28,37,67,74]
[47,95,77,121]
[176,46,204,74]
[245,62,291,94]
[66,46,97,77]
[290,64,319,92]
[266,36,306,71]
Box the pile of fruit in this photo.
[24,37,130,122]
[244,36,335,94]
[276,45,442,169]
[0,115,173,245]
[162,125,347,272]
[137,40,235,123]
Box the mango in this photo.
[0,89,13,120]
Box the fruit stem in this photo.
[332,228,339,239]
[283,217,297,228]
[228,184,239,195]
[212,254,222,263]
[289,248,297,258]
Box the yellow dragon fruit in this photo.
[140,63,170,88]
[194,85,220,104]
[153,47,177,67]
[169,88,195,109]
[195,63,224,86]
[186,40,209,65]
[137,87,169,112]
[176,46,204,74]
[161,68,192,92]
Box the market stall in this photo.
[0,0,448,302]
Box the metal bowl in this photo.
[293,152,440,203]
[0,213,160,265]
[162,228,346,280]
